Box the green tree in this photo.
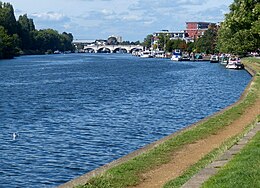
[165,39,187,53]
[165,39,175,52]
[17,14,36,50]
[186,42,195,53]
[59,32,74,51]
[143,34,153,50]
[157,33,170,51]
[195,25,218,54]
[217,0,260,55]
[0,2,18,35]
[0,1,75,58]
[0,26,16,58]
[33,29,61,53]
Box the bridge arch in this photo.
[84,47,96,53]
[113,47,128,53]
[129,47,143,54]
[97,47,111,53]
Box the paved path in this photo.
[182,122,260,188]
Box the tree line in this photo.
[143,0,259,55]
[0,2,74,59]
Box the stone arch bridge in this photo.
[83,44,143,53]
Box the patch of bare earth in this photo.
[132,98,260,188]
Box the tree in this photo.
[0,1,75,59]
[33,29,61,53]
[107,36,118,45]
[186,42,195,53]
[0,26,17,58]
[195,25,218,54]
[157,33,170,51]
[165,39,175,52]
[60,32,74,51]
[217,0,260,55]
[17,14,36,50]
[0,2,18,35]
[143,34,153,50]
[165,39,187,53]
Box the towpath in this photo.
[132,98,260,188]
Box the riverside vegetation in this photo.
[0,1,74,59]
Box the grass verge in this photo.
[76,58,260,188]
[201,131,260,188]
[163,118,259,188]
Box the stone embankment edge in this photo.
[58,63,255,188]
[181,122,260,188]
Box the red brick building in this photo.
[185,22,213,39]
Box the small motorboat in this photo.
[226,56,244,69]
[171,49,182,61]
[140,51,153,58]
[181,54,190,61]
[210,55,219,63]
[220,56,229,65]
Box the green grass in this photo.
[201,132,260,188]
[163,120,258,188]
[76,58,260,188]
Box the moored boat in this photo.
[154,50,165,58]
[226,56,244,69]
[210,55,219,63]
[181,53,190,61]
[140,51,153,58]
[220,55,229,65]
[171,49,182,61]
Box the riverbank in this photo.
[59,57,260,188]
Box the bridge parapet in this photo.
[83,44,143,53]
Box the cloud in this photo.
[7,0,233,41]
[31,12,70,22]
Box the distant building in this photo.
[95,39,107,45]
[72,39,96,50]
[73,39,96,45]
[108,35,123,44]
[185,22,215,39]
[152,30,192,47]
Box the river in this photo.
[0,53,251,187]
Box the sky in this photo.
[5,0,233,41]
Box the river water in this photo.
[0,53,251,187]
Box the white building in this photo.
[152,30,192,46]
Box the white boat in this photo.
[154,51,165,58]
[181,54,190,61]
[140,51,153,58]
[220,56,229,65]
[226,56,244,69]
[54,50,61,54]
[210,55,219,63]
[171,49,182,61]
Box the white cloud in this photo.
[31,12,69,22]
[7,0,234,41]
